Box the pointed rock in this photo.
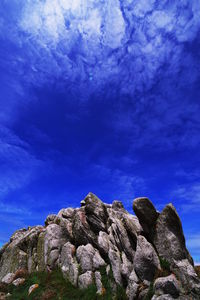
[84,193,108,233]
[153,204,193,265]
[133,197,159,238]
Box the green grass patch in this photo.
[159,257,170,273]
[6,267,127,300]
[144,282,154,300]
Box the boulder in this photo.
[76,244,106,272]
[173,259,200,295]
[57,208,75,219]
[1,274,15,285]
[98,231,110,256]
[108,210,135,261]
[121,252,133,281]
[154,274,180,298]
[28,283,39,295]
[76,244,95,272]
[95,271,103,295]
[108,245,122,285]
[60,242,78,286]
[45,214,57,226]
[112,201,125,211]
[152,295,175,300]
[126,269,139,300]
[12,278,25,286]
[84,193,108,233]
[134,235,160,282]
[133,197,159,237]
[44,224,67,269]
[72,208,97,247]
[93,250,106,270]
[153,204,193,265]
[78,271,93,289]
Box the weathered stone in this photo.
[133,197,159,234]
[134,235,160,282]
[98,231,110,256]
[60,242,78,286]
[95,271,103,295]
[112,201,125,211]
[154,274,180,297]
[93,251,106,269]
[108,211,135,261]
[152,295,174,300]
[84,193,108,233]
[153,204,193,265]
[0,194,199,299]
[78,271,93,289]
[45,214,57,226]
[126,269,139,300]
[76,244,95,272]
[10,229,27,243]
[57,208,75,219]
[44,224,67,269]
[37,231,46,272]
[28,283,39,295]
[121,252,133,281]
[173,259,200,295]
[122,214,142,250]
[137,287,149,300]
[1,274,15,284]
[126,282,138,300]
[72,208,97,247]
[108,245,122,285]
[12,278,25,286]
[76,244,105,272]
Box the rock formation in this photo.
[0,193,200,299]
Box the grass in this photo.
[0,268,127,300]
[144,282,154,300]
[159,257,170,273]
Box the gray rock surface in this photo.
[153,204,193,265]
[154,274,180,297]
[95,271,103,295]
[134,235,161,282]
[12,278,26,286]
[1,273,15,284]
[152,295,175,300]
[78,271,93,289]
[0,193,199,299]
[126,269,139,300]
[60,242,78,286]
[133,197,159,237]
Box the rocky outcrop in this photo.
[0,193,199,299]
[133,235,161,283]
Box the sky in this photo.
[0,0,200,263]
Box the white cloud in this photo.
[172,183,200,213]
[0,126,44,199]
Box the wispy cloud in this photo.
[186,233,200,265]
[172,183,200,213]
[0,125,45,199]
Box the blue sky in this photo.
[0,0,200,263]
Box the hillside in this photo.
[0,193,200,299]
